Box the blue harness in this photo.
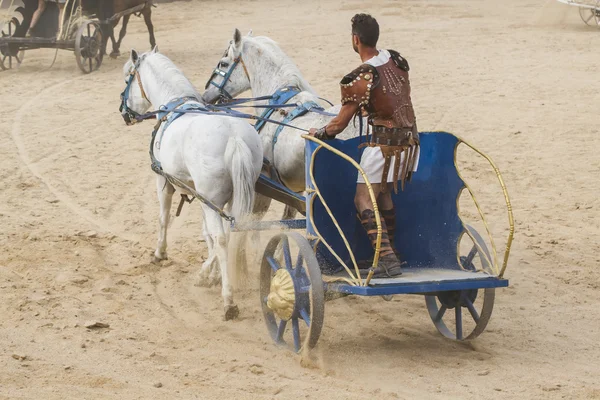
[253,86,331,159]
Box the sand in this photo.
[1,0,599,398]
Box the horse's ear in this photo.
[247,29,253,37]
[233,28,242,50]
[151,45,159,54]
[130,49,138,63]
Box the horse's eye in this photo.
[219,61,229,68]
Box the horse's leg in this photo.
[141,6,156,49]
[197,215,219,287]
[153,175,175,263]
[282,205,298,221]
[110,15,128,58]
[106,18,119,57]
[201,205,238,320]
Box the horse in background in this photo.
[105,0,156,58]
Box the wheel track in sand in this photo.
[10,77,142,243]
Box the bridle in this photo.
[120,57,151,125]
[204,48,251,102]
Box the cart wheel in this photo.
[426,224,496,340]
[260,232,324,353]
[579,6,595,25]
[463,224,493,273]
[0,17,25,71]
[75,20,103,74]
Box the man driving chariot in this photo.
[310,13,420,278]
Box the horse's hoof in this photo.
[152,249,167,263]
[194,270,212,287]
[152,255,166,265]
[224,305,239,321]
[109,51,120,59]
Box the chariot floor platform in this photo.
[324,268,509,296]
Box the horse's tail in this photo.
[224,136,259,222]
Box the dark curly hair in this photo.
[351,13,379,48]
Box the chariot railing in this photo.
[303,132,514,287]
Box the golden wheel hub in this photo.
[267,268,296,321]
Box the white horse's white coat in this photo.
[122,48,263,319]
[203,30,362,194]
[201,30,364,274]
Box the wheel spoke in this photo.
[434,305,447,322]
[463,297,480,323]
[585,13,594,23]
[299,307,311,326]
[266,256,280,272]
[282,237,292,272]
[295,252,304,277]
[298,285,310,294]
[465,245,477,267]
[276,319,287,343]
[291,317,300,352]
[455,306,463,340]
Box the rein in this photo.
[205,53,251,101]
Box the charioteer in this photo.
[309,13,420,278]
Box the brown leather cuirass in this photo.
[368,59,416,130]
[339,50,420,193]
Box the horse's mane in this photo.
[145,52,201,101]
[244,36,316,95]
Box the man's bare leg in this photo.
[27,0,46,37]
[354,182,402,277]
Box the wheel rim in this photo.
[260,232,324,352]
[426,288,494,341]
[75,21,103,74]
[426,236,496,341]
[579,6,595,25]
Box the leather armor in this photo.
[340,50,420,193]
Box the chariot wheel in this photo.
[425,225,495,341]
[0,17,25,71]
[260,232,325,353]
[74,20,103,74]
[579,2,600,26]
[579,6,595,25]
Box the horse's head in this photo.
[202,29,252,104]
[120,47,156,125]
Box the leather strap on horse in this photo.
[176,194,194,217]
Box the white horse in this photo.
[120,47,263,320]
[201,29,363,271]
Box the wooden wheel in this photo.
[75,20,103,74]
[425,225,495,341]
[579,2,600,26]
[579,6,595,25]
[260,232,325,352]
[0,17,25,71]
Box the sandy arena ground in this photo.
[1,0,599,398]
